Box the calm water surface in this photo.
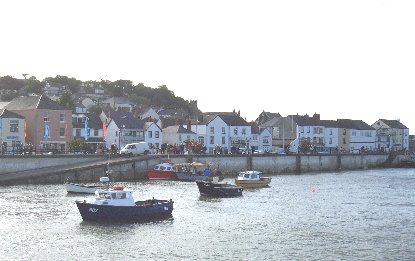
[1,168,414,260]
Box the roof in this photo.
[110,111,144,129]
[73,113,103,129]
[0,109,24,119]
[255,111,282,125]
[320,120,339,128]
[290,115,322,126]
[379,119,408,129]
[210,114,249,126]
[6,95,67,110]
[144,121,162,131]
[337,119,375,130]
[162,125,196,134]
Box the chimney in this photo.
[313,113,320,120]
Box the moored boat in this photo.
[196,179,243,197]
[235,170,271,188]
[65,176,110,194]
[175,162,211,181]
[75,184,174,222]
[147,162,178,180]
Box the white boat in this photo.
[65,176,109,194]
[234,170,271,188]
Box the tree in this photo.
[0,76,24,91]
[58,92,74,110]
[43,75,81,93]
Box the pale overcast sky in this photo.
[1,1,414,132]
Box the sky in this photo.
[1,0,414,132]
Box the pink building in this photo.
[6,95,73,152]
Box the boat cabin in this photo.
[237,171,263,181]
[153,163,178,172]
[91,186,135,206]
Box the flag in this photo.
[44,122,49,140]
[84,117,88,141]
[102,121,107,141]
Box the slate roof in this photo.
[102,97,134,105]
[337,119,375,130]
[110,111,144,129]
[290,115,322,126]
[321,120,339,128]
[73,113,103,129]
[144,122,162,131]
[0,109,24,119]
[6,95,67,110]
[210,114,249,126]
[379,119,408,129]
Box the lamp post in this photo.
[118,124,125,149]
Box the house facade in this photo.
[6,95,73,152]
[372,119,409,152]
[144,122,163,152]
[105,111,145,149]
[206,114,251,154]
[0,109,25,153]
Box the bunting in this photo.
[84,117,89,141]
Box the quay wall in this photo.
[0,155,104,173]
[0,153,401,184]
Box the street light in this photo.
[118,124,125,149]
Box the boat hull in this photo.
[75,199,174,222]
[147,170,177,180]
[234,178,271,188]
[65,182,105,194]
[196,180,243,197]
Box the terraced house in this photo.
[5,95,73,152]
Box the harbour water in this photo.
[1,168,414,260]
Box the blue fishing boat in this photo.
[75,182,174,222]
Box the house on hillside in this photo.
[372,119,409,152]
[105,111,145,149]
[102,97,134,112]
[6,95,72,152]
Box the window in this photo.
[148,131,153,138]
[343,129,346,135]
[330,129,333,135]
[343,138,346,144]
[234,128,238,135]
[222,136,225,144]
[60,113,65,122]
[210,136,214,144]
[222,127,225,134]
[60,128,65,137]
[179,135,182,142]
[329,138,332,144]
[210,127,214,134]
[307,127,310,133]
[10,123,18,132]
[44,112,49,122]
[94,129,98,136]
[301,127,304,133]
[242,128,246,135]
[155,131,159,138]
[263,137,269,144]
[155,143,159,149]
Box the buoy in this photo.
[311,188,316,192]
